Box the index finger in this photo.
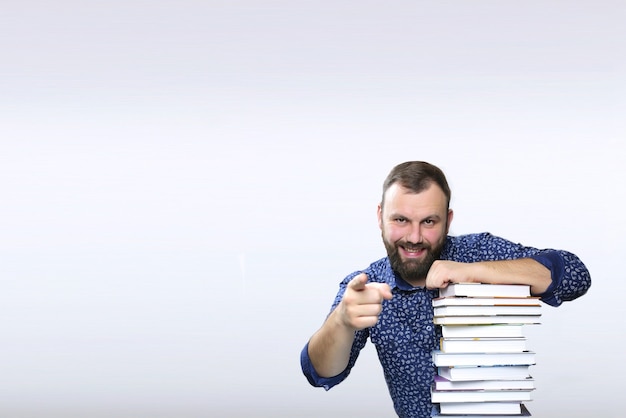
[348,273,368,291]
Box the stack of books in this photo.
[430,283,541,417]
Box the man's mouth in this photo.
[400,246,426,258]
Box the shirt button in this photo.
[426,325,432,331]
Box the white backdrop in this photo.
[1,1,624,417]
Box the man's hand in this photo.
[425,260,476,290]
[308,273,393,377]
[426,258,552,295]
[336,273,393,330]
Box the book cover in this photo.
[434,305,541,317]
[432,350,536,367]
[433,296,541,307]
[440,337,528,353]
[439,283,531,298]
[441,324,526,338]
[431,388,533,403]
[438,365,532,381]
[433,374,535,391]
[434,315,541,325]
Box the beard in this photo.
[383,234,445,283]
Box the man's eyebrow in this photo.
[387,212,442,221]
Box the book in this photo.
[433,374,535,391]
[431,403,531,417]
[434,305,542,317]
[438,365,532,381]
[438,401,525,415]
[433,296,541,307]
[434,315,541,325]
[440,337,528,353]
[439,283,531,298]
[432,350,536,367]
[441,324,526,338]
[431,389,533,403]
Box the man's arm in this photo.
[427,234,591,304]
[307,273,392,378]
[425,258,552,296]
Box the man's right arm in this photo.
[307,273,393,378]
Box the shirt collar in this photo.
[383,259,426,291]
[394,274,422,291]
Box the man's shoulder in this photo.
[447,232,493,246]
[443,232,495,259]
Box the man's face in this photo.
[377,182,452,286]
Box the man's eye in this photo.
[395,218,407,223]
[423,219,434,225]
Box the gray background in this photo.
[1,1,624,417]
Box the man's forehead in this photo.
[382,183,448,212]
[384,182,445,199]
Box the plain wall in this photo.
[1,1,624,417]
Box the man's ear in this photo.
[377,203,383,230]
[446,209,454,234]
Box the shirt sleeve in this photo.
[300,342,349,390]
[300,327,370,390]
[529,249,591,307]
[449,233,591,307]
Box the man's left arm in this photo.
[426,250,591,306]
[426,258,550,295]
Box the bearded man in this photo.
[300,161,591,418]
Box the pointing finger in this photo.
[348,273,368,291]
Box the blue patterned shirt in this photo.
[301,232,591,418]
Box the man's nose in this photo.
[406,224,423,244]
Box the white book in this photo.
[441,324,526,338]
[431,389,533,403]
[437,402,526,415]
[432,350,536,367]
[434,375,535,391]
[438,365,532,381]
[434,315,541,325]
[440,337,528,353]
[439,283,531,298]
[434,305,542,317]
[433,296,541,307]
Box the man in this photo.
[300,161,591,418]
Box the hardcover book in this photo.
[434,315,541,325]
[431,388,533,403]
[440,337,528,353]
[441,324,526,338]
[438,401,525,415]
[439,283,531,298]
[437,365,532,381]
[433,296,541,307]
[433,374,535,391]
[432,350,536,367]
[434,304,541,317]
[431,403,531,417]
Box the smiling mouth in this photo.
[400,246,426,257]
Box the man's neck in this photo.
[394,273,426,289]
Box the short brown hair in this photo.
[382,161,451,208]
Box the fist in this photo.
[425,260,474,289]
